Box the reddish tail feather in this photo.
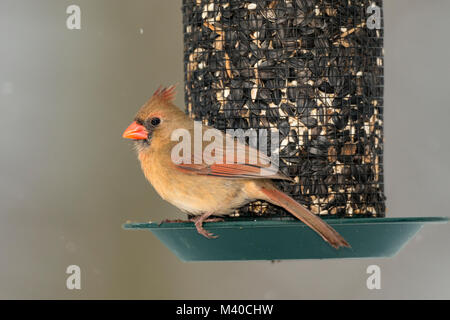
[260,187,351,249]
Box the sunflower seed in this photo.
[184,0,385,218]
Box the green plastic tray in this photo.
[123,217,448,261]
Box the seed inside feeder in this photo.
[183,0,385,218]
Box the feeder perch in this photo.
[124,0,449,260]
[123,217,449,261]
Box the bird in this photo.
[122,86,350,249]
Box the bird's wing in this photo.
[174,130,292,181]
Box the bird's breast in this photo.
[138,151,250,215]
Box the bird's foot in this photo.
[190,215,224,239]
[195,223,218,239]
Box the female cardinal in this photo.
[123,86,350,249]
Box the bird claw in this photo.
[196,225,218,239]
[159,215,223,238]
[191,216,224,239]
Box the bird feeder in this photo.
[183,0,385,219]
[124,0,448,261]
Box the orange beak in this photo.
[122,121,148,140]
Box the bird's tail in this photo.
[260,186,350,249]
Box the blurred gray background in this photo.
[0,0,449,299]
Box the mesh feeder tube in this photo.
[182,0,385,219]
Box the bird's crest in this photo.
[152,85,177,103]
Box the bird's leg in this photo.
[190,213,223,239]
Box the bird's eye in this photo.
[150,117,161,126]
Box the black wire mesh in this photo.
[182,0,385,218]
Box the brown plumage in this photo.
[123,86,350,249]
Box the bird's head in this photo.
[122,85,186,150]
